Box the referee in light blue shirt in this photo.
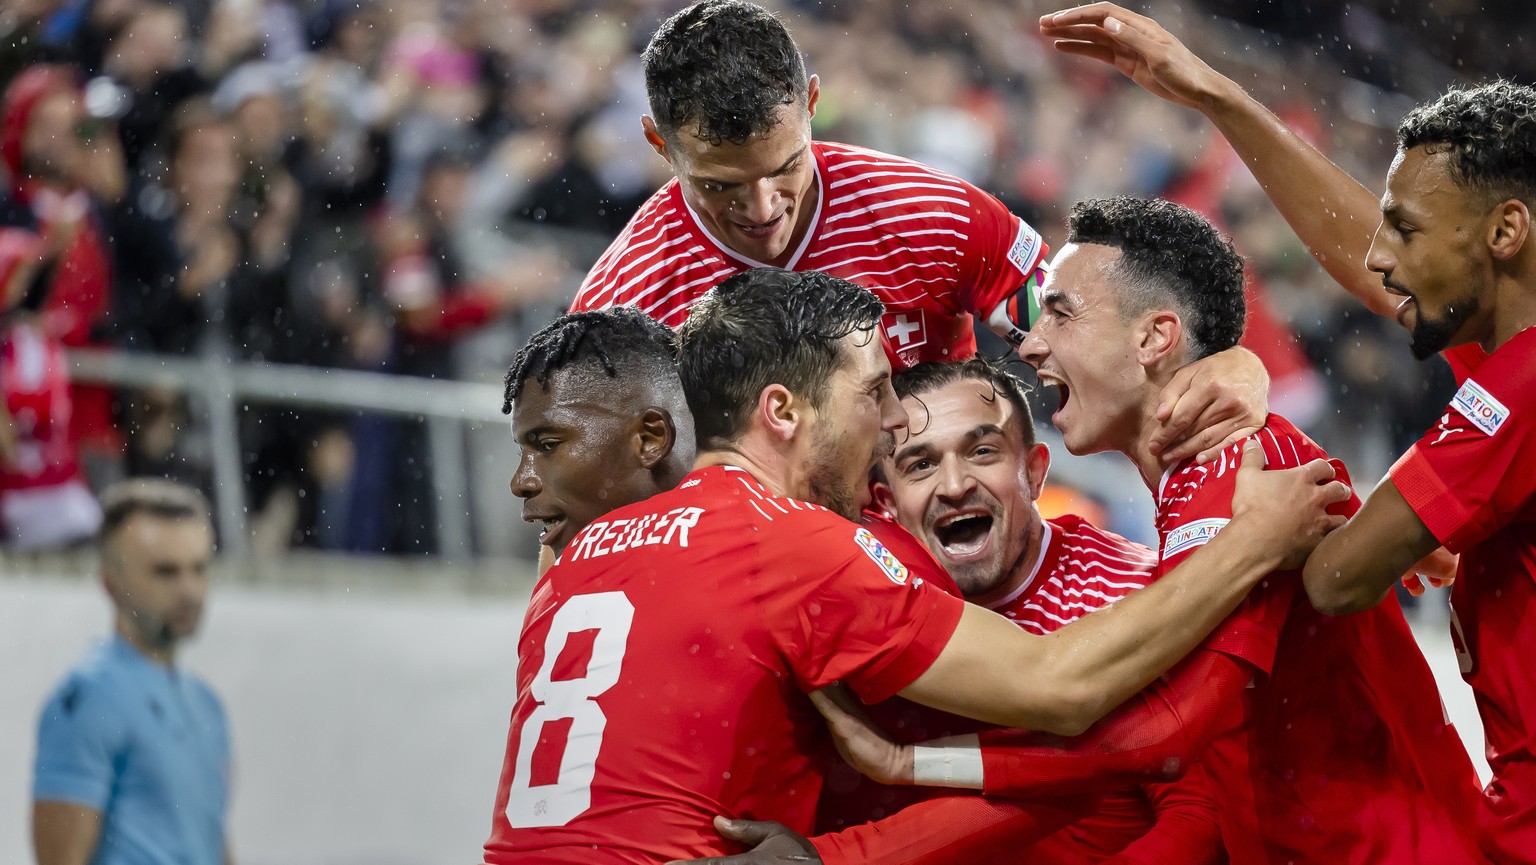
[32,480,232,865]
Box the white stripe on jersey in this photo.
[823,200,972,227]
[827,182,968,208]
[587,216,687,282]
[828,170,970,191]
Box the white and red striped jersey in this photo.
[983,513,1157,631]
[571,141,1047,369]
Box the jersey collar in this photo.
[981,520,1055,613]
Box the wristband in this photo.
[912,734,985,788]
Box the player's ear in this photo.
[641,116,671,163]
[1024,442,1051,501]
[870,472,897,519]
[1136,310,1183,369]
[806,75,821,122]
[634,406,677,470]
[1487,197,1530,262]
[758,384,800,442]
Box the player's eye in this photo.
[902,458,935,476]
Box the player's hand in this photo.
[1149,346,1269,465]
[665,816,820,864]
[1039,3,1231,112]
[1230,441,1351,571]
[1401,546,1458,596]
[809,686,913,785]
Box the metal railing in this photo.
[69,349,506,563]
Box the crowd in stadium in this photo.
[4,0,1525,556]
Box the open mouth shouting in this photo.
[1036,369,1071,426]
[931,508,997,561]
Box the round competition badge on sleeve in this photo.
[854,527,910,585]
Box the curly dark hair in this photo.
[502,308,677,413]
[1398,80,1536,208]
[642,0,808,145]
[676,268,883,449]
[1067,196,1245,360]
[893,358,1037,448]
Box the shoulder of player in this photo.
[40,648,131,726]
[1048,513,1156,568]
[816,140,980,199]
[575,184,696,293]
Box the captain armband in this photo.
[984,265,1046,347]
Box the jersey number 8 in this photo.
[505,591,635,827]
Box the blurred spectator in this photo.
[0,226,100,549]
[1,64,123,468]
[1,0,1525,559]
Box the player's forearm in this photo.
[811,794,1085,865]
[965,651,1243,797]
[1304,479,1439,615]
[1197,80,1393,318]
[1031,523,1276,730]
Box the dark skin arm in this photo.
[1303,478,1442,615]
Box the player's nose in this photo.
[737,180,779,225]
[1018,328,1050,368]
[1365,224,1394,276]
[511,456,541,499]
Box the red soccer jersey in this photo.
[571,141,1047,369]
[1391,329,1536,864]
[818,515,1221,864]
[482,466,965,865]
[1157,416,1483,864]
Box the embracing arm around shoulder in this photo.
[900,442,1346,735]
[1304,478,1442,616]
[33,800,103,865]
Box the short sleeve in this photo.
[33,677,124,809]
[954,181,1048,318]
[1389,340,1536,553]
[774,520,964,704]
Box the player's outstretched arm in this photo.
[1148,345,1268,465]
[1304,477,1442,615]
[899,442,1347,735]
[1040,3,1395,319]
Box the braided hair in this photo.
[502,308,677,414]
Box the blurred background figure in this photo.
[0,225,100,549]
[30,478,229,865]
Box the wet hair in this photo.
[1398,80,1536,210]
[1067,196,1245,360]
[676,268,883,449]
[99,479,211,544]
[642,0,808,145]
[893,357,1037,449]
[502,308,678,413]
